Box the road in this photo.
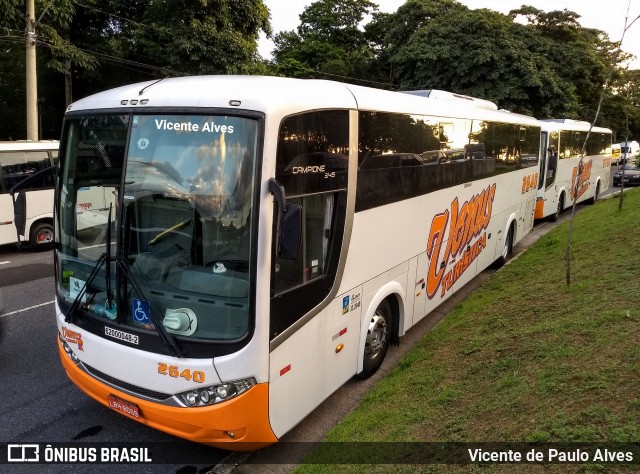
[0,174,629,473]
[0,245,231,473]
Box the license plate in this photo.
[108,394,141,419]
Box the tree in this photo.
[377,1,612,119]
[362,0,632,129]
[510,6,624,124]
[271,0,379,84]
[563,9,640,286]
[118,0,271,76]
[0,0,272,140]
[0,0,96,139]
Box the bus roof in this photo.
[65,75,540,126]
[0,140,59,151]
[401,89,499,110]
[540,119,612,134]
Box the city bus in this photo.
[47,76,541,449]
[535,119,612,221]
[0,140,58,247]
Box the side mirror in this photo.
[280,203,302,260]
[268,178,302,261]
[12,190,26,237]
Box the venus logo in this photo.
[570,159,592,201]
[426,184,496,299]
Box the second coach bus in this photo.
[47,76,541,449]
[535,119,612,221]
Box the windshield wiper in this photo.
[65,204,183,358]
[118,203,184,358]
[105,204,115,313]
[116,259,184,358]
[65,203,115,324]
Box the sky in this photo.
[258,0,640,68]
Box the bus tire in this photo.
[30,222,54,247]
[357,299,392,379]
[495,222,515,267]
[590,182,600,204]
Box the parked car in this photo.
[613,163,640,187]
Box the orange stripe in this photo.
[58,339,277,450]
[534,198,545,219]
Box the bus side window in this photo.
[273,193,334,294]
[0,151,52,191]
[547,150,557,178]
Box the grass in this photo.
[296,188,640,472]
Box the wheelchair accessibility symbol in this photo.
[132,299,151,325]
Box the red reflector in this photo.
[339,327,347,336]
[280,364,291,377]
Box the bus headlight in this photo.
[58,332,80,363]
[176,378,256,407]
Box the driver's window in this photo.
[273,193,334,294]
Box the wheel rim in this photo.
[364,311,388,361]
[37,228,53,244]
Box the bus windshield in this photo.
[56,113,258,342]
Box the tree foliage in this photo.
[0,0,271,139]
[1,0,639,142]
[271,0,379,83]
[269,0,639,139]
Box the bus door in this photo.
[544,132,559,214]
[267,110,357,438]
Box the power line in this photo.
[71,0,156,30]
[39,0,396,91]
[36,37,183,76]
[279,61,396,89]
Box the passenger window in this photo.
[0,151,53,191]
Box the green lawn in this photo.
[298,188,640,472]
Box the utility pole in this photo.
[26,0,39,141]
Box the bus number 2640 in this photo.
[157,363,205,383]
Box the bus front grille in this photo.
[84,363,172,401]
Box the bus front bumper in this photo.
[58,338,277,450]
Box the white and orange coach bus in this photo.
[535,119,612,221]
[45,76,542,449]
[0,140,58,247]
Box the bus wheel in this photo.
[495,223,514,267]
[357,300,392,379]
[30,222,54,246]
[591,182,600,204]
